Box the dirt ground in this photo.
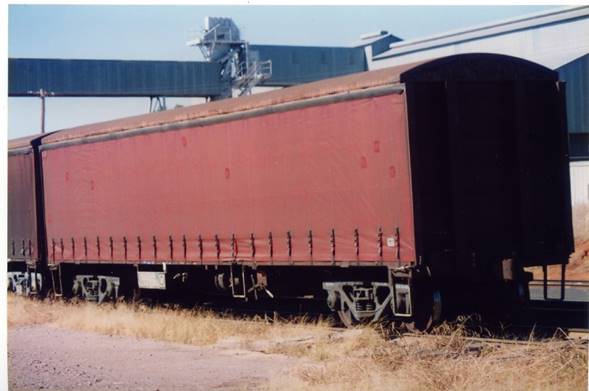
[7,295,588,391]
[8,324,298,391]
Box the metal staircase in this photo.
[235,60,272,96]
[188,17,272,98]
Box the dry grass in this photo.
[264,324,588,391]
[8,295,588,391]
[7,295,330,347]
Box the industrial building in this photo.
[365,6,589,206]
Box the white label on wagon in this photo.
[386,237,397,247]
[137,271,166,290]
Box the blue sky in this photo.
[8,5,556,139]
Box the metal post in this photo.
[560,263,567,301]
[542,264,548,300]
[29,88,51,133]
[149,96,167,112]
[543,263,567,301]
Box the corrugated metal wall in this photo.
[558,54,589,159]
[8,58,227,97]
[571,161,589,205]
[251,45,367,86]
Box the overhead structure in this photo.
[9,16,392,102]
[186,17,397,95]
[187,16,272,97]
[188,16,243,62]
[248,45,367,86]
[8,58,227,99]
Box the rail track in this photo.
[190,282,589,331]
[100,296,589,346]
[523,279,589,333]
[142,294,589,341]
[25,278,589,342]
[529,280,589,287]
[529,280,589,299]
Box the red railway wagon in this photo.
[7,134,48,294]
[9,54,574,327]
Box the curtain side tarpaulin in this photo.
[43,93,416,265]
[8,151,38,261]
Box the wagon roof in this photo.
[8,133,44,150]
[15,53,557,147]
[39,61,419,145]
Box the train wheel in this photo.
[419,289,442,331]
[337,303,376,327]
[71,278,86,302]
[46,288,58,302]
[337,302,354,328]
[398,289,442,332]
